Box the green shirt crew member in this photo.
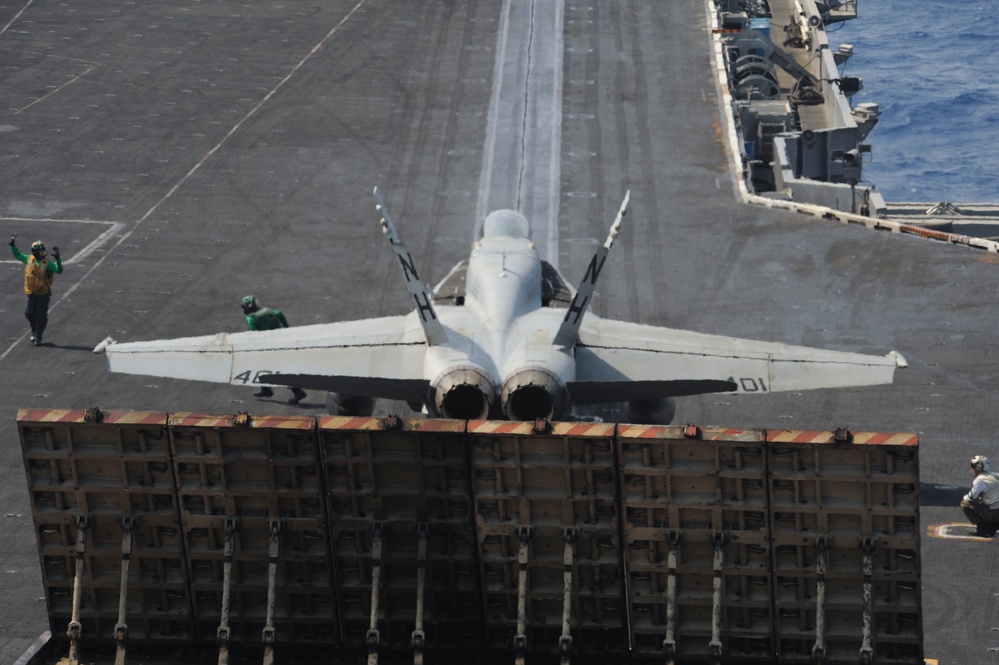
[245,303,289,331]
[241,295,307,404]
[10,236,62,346]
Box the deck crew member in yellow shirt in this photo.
[9,235,62,347]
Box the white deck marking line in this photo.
[0,0,370,361]
[0,0,34,38]
[16,64,98,115]
[0,218,124,265]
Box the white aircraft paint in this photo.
[98,190,906,423]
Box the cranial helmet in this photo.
[241,295,259,314]
[30,240,46,256]
[972,455,990,474]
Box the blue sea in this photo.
[839,1,999,203]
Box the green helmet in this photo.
[30,240,46,257]
[241,295,259,314]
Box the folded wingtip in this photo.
[889,350,908,368]
[92,336,116,354]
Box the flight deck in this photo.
[0,1,996,664]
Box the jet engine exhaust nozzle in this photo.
[432,368,495,420]
[501,368,570,422]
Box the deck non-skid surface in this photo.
[0,1,995,663]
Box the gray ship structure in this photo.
[716,0,999,244]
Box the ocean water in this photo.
[837,1,999,203]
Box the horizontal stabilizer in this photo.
[103,316,430,402]
[259,373,429,402]
[569,379,738,405]
[574,318,904,396]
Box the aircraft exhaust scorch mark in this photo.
[96,188,906,423]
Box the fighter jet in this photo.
[96,188,906,423]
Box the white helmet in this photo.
[972,455,990,474]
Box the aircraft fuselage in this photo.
[424,209,574,420]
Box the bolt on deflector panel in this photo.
[17,410,922,664]
[17,409,194,661]
[766,430,922,664]
[165,412,336,651]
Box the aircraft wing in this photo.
[102,315,431,402]
[569,318,906,404]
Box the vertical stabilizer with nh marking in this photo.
[553,190,630,348]
[374,187,448,346]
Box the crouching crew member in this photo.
[962,455,999,537]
